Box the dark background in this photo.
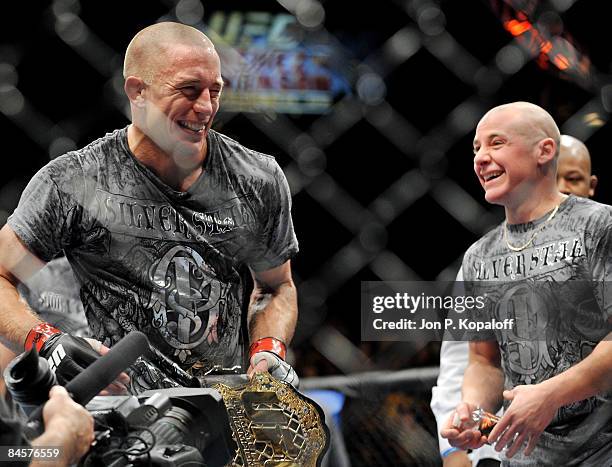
[1,0,611,377]
[2,1,611,464]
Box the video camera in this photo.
[4,332,328,466]
[4,332,233,465]
[81,387,234,466]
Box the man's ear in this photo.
[589,175,598,198]
[537,137,557,165]
[124,76,146,107]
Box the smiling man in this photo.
[431,133,600,467]
[0,22,299,392]
[440,102,612,466]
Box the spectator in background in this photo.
[556,134,597,198]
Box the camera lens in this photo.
[145,407,193,446]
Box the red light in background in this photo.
[491,0,592,87]
[537,54,549,70]
[552,54,570,70]
[540,41,553,54]
[516,10,528,21]
[504,19,532,36]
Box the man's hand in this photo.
[443,450,471,467]
[32,385,94,466]
[28,324,128,393]
[247,262,298,386]
[441,402,488,451]
[84,337,130,395]
[38,332,99,385]
[488,384,557,458]
[248,350,299,388]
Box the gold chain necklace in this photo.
[503,204,560,252]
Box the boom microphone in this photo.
[66,331,149,405]
[26,331,149,435]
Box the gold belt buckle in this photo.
[213,372,329,466]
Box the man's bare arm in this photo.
[0,225,46,352]
[462,340,505,413]
[440,340,504,450]
[538,332,612,405]
[489,332,612,457]
[247,260,297,345]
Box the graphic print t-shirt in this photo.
[8,127,298,377]
[462,196,612,466]
[18,256,89,336]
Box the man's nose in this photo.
[473,148,491,170]
[194,90,213,115]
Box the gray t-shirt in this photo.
[8,127,298,381]
[18,256,89,336]
[462,195,612,466]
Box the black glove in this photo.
[38,332,100,386]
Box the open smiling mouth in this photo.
[178,121,205,133]
[484,171,503,182]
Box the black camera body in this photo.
[4,337,236,467]
[83,388,235,467]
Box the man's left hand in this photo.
[84,338,130,395]
[248,351,299,388]
[489,383,557,458]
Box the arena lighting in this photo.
[490,1,592,87]
[505,16,532,36]
[503,14,582,75]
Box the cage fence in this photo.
[1,0,612,465]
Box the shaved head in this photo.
[123,22,223,169]
[478,101,561,154]
[123,22,216,84]
[473,101,564,216]
[559,134,591,172]
[557,134,596,198]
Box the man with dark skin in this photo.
[556,134,598,198]
[0,22,299,393]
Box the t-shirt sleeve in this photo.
[247,161,299,271]
[7,158,82,262]
[589,222,612,325]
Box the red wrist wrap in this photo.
[249,337,287,361]
[24,323,61,352]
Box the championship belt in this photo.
[210,373,329,467]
